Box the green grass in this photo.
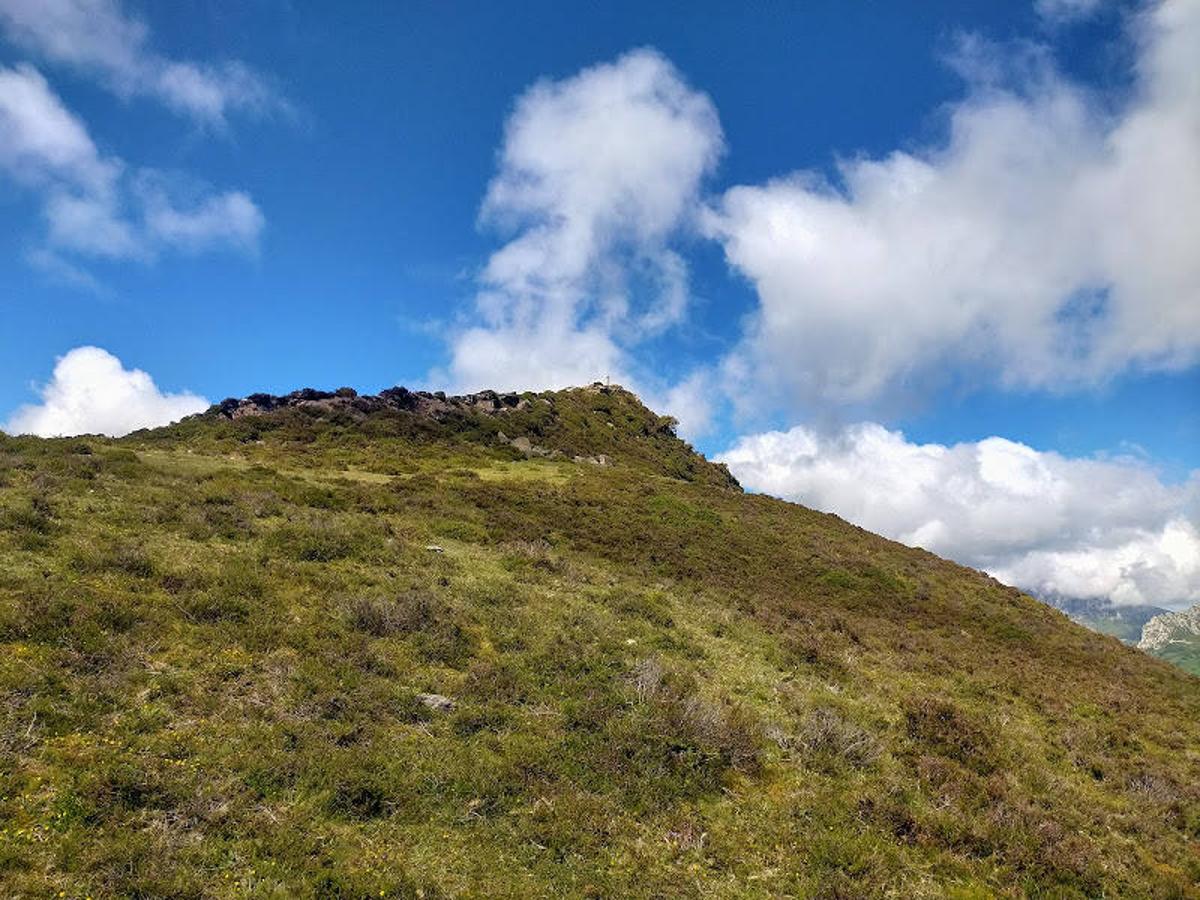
[1153,640,1200,677]
[0,386,1197,898]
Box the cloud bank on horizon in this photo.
[700,0,1199,608]
[718,425,1200,610]
[2,0,1197,609]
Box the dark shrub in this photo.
[905,697,997,774]
[343,592,473,666]
[451,702,511,736]
[329,776,389,819]
[183,592,251,623]
[1,498,55,548]
[461,658,527,703]
[267,516,386,562]
[614,590,674,627]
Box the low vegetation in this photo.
[0,385,1196,897]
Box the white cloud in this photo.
[0,0,282,126]
[718,423,1200,609]
[0,63,264,265]
[4,346,209,437]
[705,0,1200,414]
[441,16,1195,615]
[135,177,265,255]
[636,369,718,443]
[1036,0,1107,23]
[43,186,142,259]
[25,247,107,294]
[446,317,627,398]
[439,49,723,435]
[0,62,119,194]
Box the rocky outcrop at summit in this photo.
[186,381,741,491]
[210,385,538,422]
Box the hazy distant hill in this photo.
[0,384,1196,897]
[1038,593,1170,644]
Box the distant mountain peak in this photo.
[1138,604,1200,652]
[1036,592,1169,644]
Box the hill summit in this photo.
[195,381,740,490]
[0,383,1197,897]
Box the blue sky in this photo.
[1,0,1197,609]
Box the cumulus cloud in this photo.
[718,424,1200,609]
[0,0,282,126]
[439,49,723,435]
[705,0,1200,413]
[446,317,627,400]
[0,63,264,265]
[4,346,209,437]
[652,370,719,442]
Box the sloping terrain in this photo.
[1041,594,1170,644]
[0,384,1197,898]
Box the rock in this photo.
[378,386,420,411]
[510,435,556,458]
[470,390,500,410]
[291,388,338,403]
[1138,604,1200,652]
[416,693,455,712]
[205,385,552,425]
[572,454,609,466]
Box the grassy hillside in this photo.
[1041,595,1170,644]
[1,385,1197,898]
[1151,642,1200,677]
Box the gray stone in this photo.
[416,693,455,712]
